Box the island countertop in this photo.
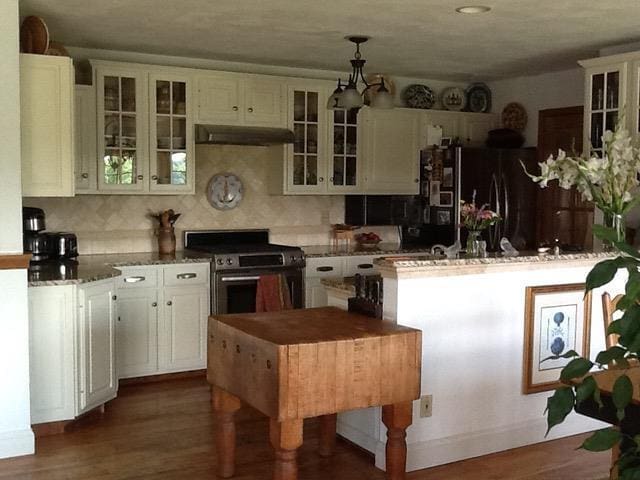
[28,251,214,287]
[375,251,615,279]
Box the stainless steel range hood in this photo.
[195,124,295,146]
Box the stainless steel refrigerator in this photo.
[454,147,538,251]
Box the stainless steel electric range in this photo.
[183,229,305,314]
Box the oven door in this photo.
[213,268,304,315]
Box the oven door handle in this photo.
[220,276,261,282]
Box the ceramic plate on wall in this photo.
[441,87,467,111]
[465,83,491,113]
[207,173,244,210]
[402,84,435,109]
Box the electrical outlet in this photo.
[419,394,433,418]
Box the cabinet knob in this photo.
[232,106,239,111]
[329,177,334,183]
[151,175,158,181]
[319,177,324,183]
[166,301,172,306]
[414,178,419,183]
[151,302,157,307]
[81,173,89,179]
[248,107,254,113]
[112,295,117,301]
[137,175,144,180]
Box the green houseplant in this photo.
[525,120,640,478]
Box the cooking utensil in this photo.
[20,16,49,54]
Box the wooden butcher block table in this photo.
[207,307,422,480]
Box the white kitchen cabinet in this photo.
[579,55,628,155]
[460,112,499,146]
[304,257,343,308]
[77,279,118,415]
[115,287,158,378]
[115,263,210,378]
[20,54,75,197]
[75,85,98,192]
[88,60,196,195]
[29,285,76,424]
[160,286,208,372]
[360,107,422,194]
[328,107,361,193]
[424,110,463,141]
[196,73,285,127]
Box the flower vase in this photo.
[603,212,626,249]
[466,230,481,257]
[158,226,176,255]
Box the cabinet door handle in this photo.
[166,301,172,306]
[151,302,158,307]
[316,266,334,272]
[151,175,158,181]
[248,107,254,113]
[414,178,419,183]
[177,273,197,280]
[357,264,374,269]
[124,276,145,283]
[81,173,89,179]
[112,295,117,301]
[329,177,334,183]
[137,175,144,180]
[319,177,324,183]
[232,106,239,111]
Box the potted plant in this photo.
[525,119,640,478]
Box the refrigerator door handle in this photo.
[489,174,500,249]
[501,173,510,239]
[455,148,462,243]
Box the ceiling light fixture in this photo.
[455,5,491,14]
[327,36,394,111]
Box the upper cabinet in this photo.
[75,85,97,192]
[196,73,285,127]
[580,53,635,155]
[88,61,195,195]
[328,107,360,193]
[359,107,422,195]
[20,54,75,197]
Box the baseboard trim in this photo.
[337,419,380,455]
[0,429,35,459]
[118,369,206,386]
[374,413,607,472]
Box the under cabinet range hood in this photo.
[195,124,295,146]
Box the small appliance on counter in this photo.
[22,207,79,262]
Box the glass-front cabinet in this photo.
[287,84,327,193]
[149,74,193,192]
[96,69,147,192]
[580,59,628,156]
[329,108,359,192]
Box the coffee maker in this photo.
[22,207,78,261]
[23,207,50,261]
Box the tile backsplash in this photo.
[23,145,348,254]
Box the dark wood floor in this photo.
[0,377,610,479]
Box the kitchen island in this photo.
[326,251,626,472]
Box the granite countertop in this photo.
[375,251,615,278]
[28,251,214,287]
[302,243,432,258]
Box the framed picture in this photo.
[440,137,452,148]
[439,191,453,207]
[443,167,453,188]
[435,209,451,225]
[522,283,592,394]
[429,181,441,206]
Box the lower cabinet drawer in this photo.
[344,256,377,276]
[305,257,344,278]
[117,266,158,289]
[163,263,210,287]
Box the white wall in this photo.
[0,0,34,459]
[489,68,584,147]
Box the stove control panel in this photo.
[212,251,305,270]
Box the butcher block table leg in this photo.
[382,401,413,480]
[269,418,303,480]
[318,413,337,457]
[212,386,242,478]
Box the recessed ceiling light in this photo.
[456,5,491,14]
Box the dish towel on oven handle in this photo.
[255,274,293,312]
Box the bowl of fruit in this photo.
[355,232,382,248]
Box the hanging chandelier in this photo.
[326,36,394,111]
